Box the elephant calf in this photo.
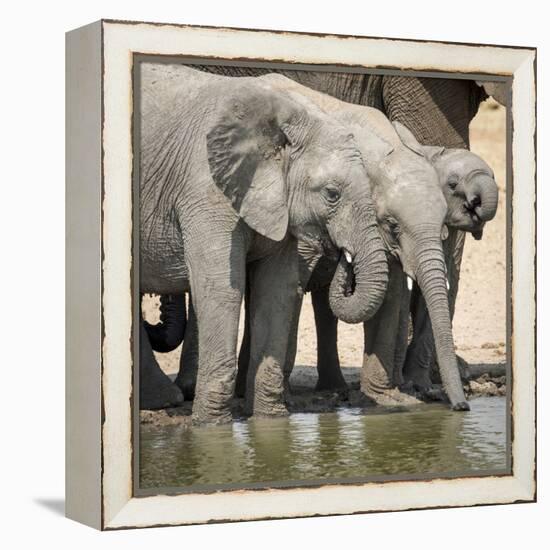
[305,121,499,403]
[393,122,499,390]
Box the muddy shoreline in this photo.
[140,363,506,428]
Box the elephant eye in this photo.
[387,217,400,236]
[448,177,459,190]
[324,187,341,204]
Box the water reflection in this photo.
[140,396,507,490]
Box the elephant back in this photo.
[192,65,372,106]
[366,75,487,149]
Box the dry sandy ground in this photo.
[143,98,507,378]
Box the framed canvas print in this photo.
[65,19,536,530]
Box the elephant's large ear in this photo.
[206,86,296,241]
[392,120,445,161]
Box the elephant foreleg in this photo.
[187,234,246,425]
[245,240,299,417]
[361,262,420,406]
[174,296,199,400]
[402,286,434,390]
[312,287,347,391]
[139,318,184,410]
[237,281,302,399]
[282,290,304,395]
[191,283,243,424]
[393,275,411,387]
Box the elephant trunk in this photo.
[143,294,186,353]
[328,205,388,324]
[414,237,469,410]
[468,175,499,223]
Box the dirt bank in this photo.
[140,363,506,427]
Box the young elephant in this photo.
[392,122,499,390]
[306,122,499,402]
[139,65,389,422]
[298,120,498,401]
[287,125,466,408]
[164,77,473,411]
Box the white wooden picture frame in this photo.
[66,19,536,530]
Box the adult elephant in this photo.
[139,64,389,423]
[162,77,473,410]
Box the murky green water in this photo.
[139,396,508,491]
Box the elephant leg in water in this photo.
[183,230,248,424]
[236,277,304,400]
[360,261,420,405]
[186,239,303,418]
[244,241,300,416]
[181,276,303,403]
[171,290,243,402]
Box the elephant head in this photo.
[393,121,499,240]
[206,80,388,324]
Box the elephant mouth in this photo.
[453,207,485,235]
[338,248,356,297]
[463,202,482,221]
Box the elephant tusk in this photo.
[446,279,450,290]
[344,249,353,264]
[407,276,413,291]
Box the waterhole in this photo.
[139,396,507,491]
